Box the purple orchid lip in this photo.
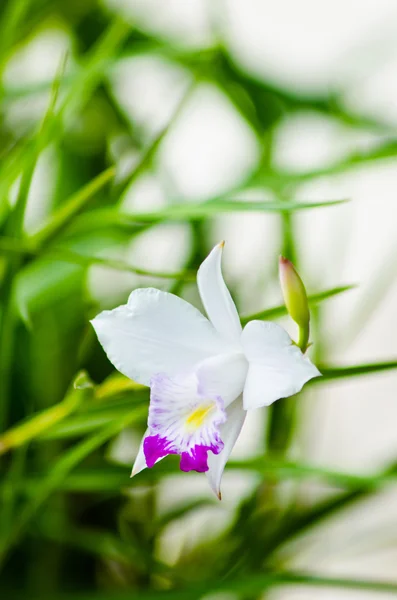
[179,443,223,472]
[144,434,223,473]
[144,434,178,468]
[143,372,226,473]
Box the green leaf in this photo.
[0,55,66,429]
[0,371,93,455]
[13,571,397,598]
[241,284,356,324]
[315,360,397,382]
[0,236,195,281]
[0,405,146,567]
[260,138,397,186]
[58,18,130,121]
[34,522,152,571]
[70,197,348,234]
[29,166,116,249]
[9,457,397,495]
[115,81,196,198]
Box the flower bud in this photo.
[279,256,310,350]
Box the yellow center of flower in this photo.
[185,402,215,430]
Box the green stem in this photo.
[297,322,310,353]
[0,380,88,455]
[0,406,146,570]
[0,164,36,430]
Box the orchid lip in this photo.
[143,372,226,473]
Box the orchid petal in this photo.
[196,352,248,407]
[131,429,150,476]
[145,372,226,472]
[91,288,231,386]
[206,396,246,499]
[132,369,228,476]
[197,242,242,343]
[241,320,321,410]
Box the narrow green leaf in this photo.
[0,56,66,429]
[241,284,356,324]
[119,198,349,220]
[258,456,397,559]
[156,499,216,529]
[315,360,397,382]
[0,236,195,280]
[0,0,31,72]
[38,408,136,440]
[0,371,93,455]
[29,167,116,249]
[71,197,348,234]
[34,522,151,570]
[0,405,146,568]
[59,18,130,120]
[13,571,397,599]
[44,248,196,281]
[259,139,397,187]
[38,393,148,440]
[116,81,196,197]
[8,457,397,495]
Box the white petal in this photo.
[131,430,149,476]
[130,428,169,476]
[147,372,226,458]
[197,242,242,343]
[91,288,232,385]
[206,397,246,499]
[196,352,248,407]
[241,320,321,410]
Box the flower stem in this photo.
[297,322,310,354]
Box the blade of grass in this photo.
[43,249,197,281]
[13,571,397,599]
[338,240,397,351]
[0,0,31,75]
[240,284,356,324]
[265,187,300,456]
[2,28,391,135]
[35,390,148,440]
[70,197,349,234]
[315,360,397,381]
[256,139,397,188]
[34,522,157,571]
[29,167,116,249]
[114,80,196,199]
[0,371,93,455]
[37,406,143,440]
[0,18,129,228]
[0,446,27,540]
[0,236,196,281]
[116,197,349,219]
[0,404,147,569]
[58,17,130,121]
[8,456,397,495]
[0,57,64,430]
[257,455,397,561]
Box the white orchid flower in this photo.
[91,242,320,498]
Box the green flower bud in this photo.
[279,256,310,351]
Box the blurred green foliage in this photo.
[0,0,397,598]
